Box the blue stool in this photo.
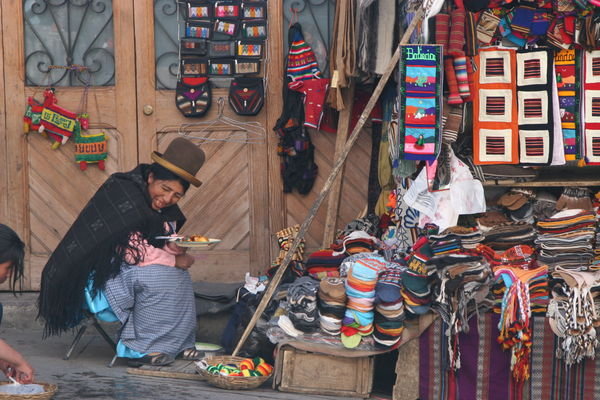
[63,283,119,367]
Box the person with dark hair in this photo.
[0,224,34,383]
[38,137,207,366]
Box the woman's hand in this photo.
[175,253,195,270]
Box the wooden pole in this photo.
[322,84,356,247]
[232,6,426,357]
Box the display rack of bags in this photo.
[176,0,267,117]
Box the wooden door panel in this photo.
[1,1,138,290]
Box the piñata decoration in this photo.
[39,88,78,149]
[23,96,44,134]
[398,44,443,161]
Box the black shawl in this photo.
[38,164,186,337]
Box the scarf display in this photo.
[473,47,519,165]
[554,49,581,161]
[398,44,443,161]
[38,164,186,337]
[516,48,554,165]
[582,49,600,164]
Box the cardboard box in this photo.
[273,345,374,398]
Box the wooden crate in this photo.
[274,345,374,398]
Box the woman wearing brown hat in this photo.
[38,137,206,366]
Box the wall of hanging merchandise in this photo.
[413,0,600,170]
[22,65,108,171]
[175,0,267,118]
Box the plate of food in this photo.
[170,235,221,247]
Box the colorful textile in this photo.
[555,49,581,161]
[582,50,600,164]
[398,45,443,161]
[420,313,600,400]
[419,312,515,400]
[286,24,322,82]
[473,47,519,165]
[74,128,108,170]
[39,89,78,147]
[516,48,554,165]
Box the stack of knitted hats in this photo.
[373,261,406,349]
[429,226,484,250]
[317,277,347,335]
[287,276,320,333]
[341,254,387,348]
[305,249,346,280]
[536,209,597,272]
[402,237,434,317]
[331,231,379,256]
[481,221,536,250]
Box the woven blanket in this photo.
[398,45,443,161]
[420,313,600,400]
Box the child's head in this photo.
[0,224,25,292]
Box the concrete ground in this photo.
[0,293,385,400]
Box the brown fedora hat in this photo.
[151,137,205,187]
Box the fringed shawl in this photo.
[37,164,186,337]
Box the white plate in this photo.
[173,239,221,247]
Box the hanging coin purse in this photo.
[208,40,236,57]
[214,2,241,18]
[176,77,212,117]
[181,38,209,55]
[242,2,266,19]
[214,19,238,36]
[186,2,212,19]
[234,59,261,75]
[209,59,235,75]
[241,20,267,39]
[181,56,209,76]
[186,21,212,39]
[228,77,264,116]
[236,40,263,58]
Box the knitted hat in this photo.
[286,23,322,82]
[151,137,206,187]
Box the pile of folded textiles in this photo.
[305,249,346,280]
[331,231,379,256]
[535,209,597,272]
[287,276,320,333]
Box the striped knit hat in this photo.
[286,23,322,82]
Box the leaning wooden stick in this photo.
[232,4,430,357]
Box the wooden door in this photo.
[1,1,138,290]
[133,0,281,282]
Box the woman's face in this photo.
[147,173,185,211]
[0,261,13,284]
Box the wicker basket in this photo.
[0,382,57,400]
[196,355,271,390]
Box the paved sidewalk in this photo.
[0,294,372,399]
[3,325,363,400]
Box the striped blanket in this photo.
[420,313,600,400]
